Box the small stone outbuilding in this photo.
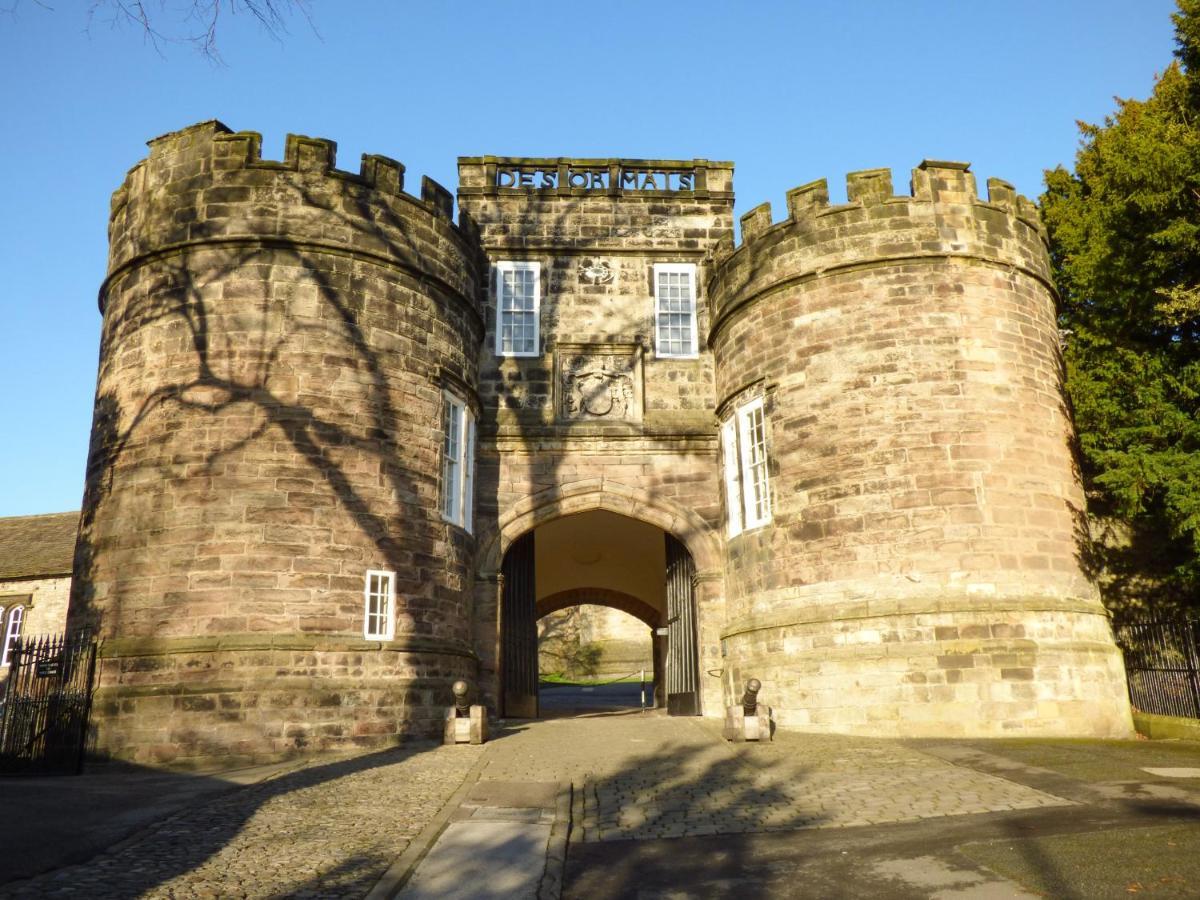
[0,512,78,680]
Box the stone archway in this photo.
[488,496,716,718]
[536,587,664,703]
[477,479,723,578]
[474,483,726,720]
[536,588,663,628]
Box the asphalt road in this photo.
[537,680,652,716]
[563,735,1200,899]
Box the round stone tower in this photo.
[708,161,1132,738]
[71,121,484,766]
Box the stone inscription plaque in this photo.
[555,342,643,423]
[496,167,696,192]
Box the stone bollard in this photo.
[444,680,488,745]
[723,678,772,742]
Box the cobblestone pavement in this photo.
[2,713,1077,899]
[479,712,1072,842]
[0,742,483,900]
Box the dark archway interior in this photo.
[499,510,699,718]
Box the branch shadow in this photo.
[559,733,828,898]
[0,741,453,896]
[69,148,490,760]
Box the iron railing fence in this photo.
[1115,617,1200,720]
[0,629,97,775]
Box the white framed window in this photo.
[721,419,743,537]
[495,261,541,356]
[722,397,772,536]
[441,392,476,532]
[1,605,25,667]
[653,263,698,358]
[363,570,395,640]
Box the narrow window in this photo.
[653,263,698,358]
[363,570,395,640]
[496,261,541,356]
[722,397,772,535]
[442,395,462,522]
[1,606,24,667]
[721,419,743,537]
[461,410,476,534]
[739,398,771,528]
[441,392,476,532]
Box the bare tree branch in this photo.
[6,0,320,62]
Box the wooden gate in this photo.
[0,630,97,774]
[501,532,538,718]
[665,534,700,715]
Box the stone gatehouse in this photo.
[68,121,1133,767]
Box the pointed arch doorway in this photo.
[498,511,700,718]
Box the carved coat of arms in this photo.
[577,259,614,285]
[557,344,642,423]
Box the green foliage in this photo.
[536,610,604,677]
[1042,1,1200,618]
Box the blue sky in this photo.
[0,0,1181,517]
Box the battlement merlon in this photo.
[457,156,734,199]
[103,120,483,319]
[708,161,1053,342]
[728,161,1043,251]
[110,120,468,233]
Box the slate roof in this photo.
[0,511,79,580]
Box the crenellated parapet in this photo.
[104,120,482,318]
[707,161,1049,341]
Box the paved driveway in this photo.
[2,711,1199,898]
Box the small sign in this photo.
[656,627,669,636]
[36,659,62,678]
[495,166,696,192]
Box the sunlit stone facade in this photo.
[71,122,1132,766]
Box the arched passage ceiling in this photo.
[536,589,662,628]
[533,510,666,616]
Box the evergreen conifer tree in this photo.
[1042,0,1200,618]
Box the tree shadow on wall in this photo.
[71,173,485,678]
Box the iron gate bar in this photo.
[665,533,700,716]
[0,629,98,775]
[1115,617,1200,720]
[501,531,538,718]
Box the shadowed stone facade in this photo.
[71,122,1132,766]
